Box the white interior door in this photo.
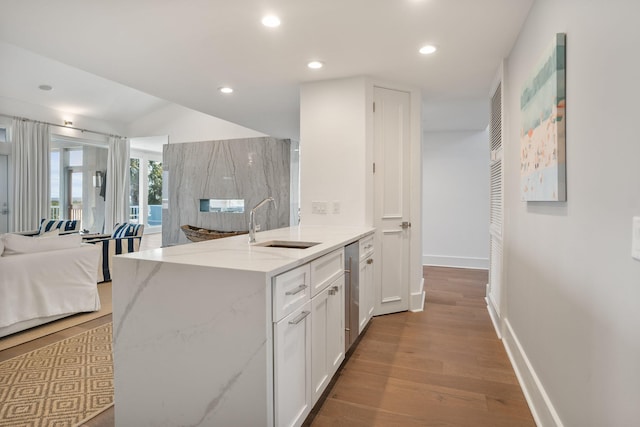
[0,155,8,233]
[373,86,411,315]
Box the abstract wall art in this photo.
[520,33,566,201]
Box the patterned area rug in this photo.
[0,323,113,427]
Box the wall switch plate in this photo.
[332,201,340,214]
[632,217,640,261]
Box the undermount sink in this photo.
[253,240,321,249]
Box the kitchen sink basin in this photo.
[253,240,320,249]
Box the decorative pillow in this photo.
[112,223,143,238]
[38,219,80,235]
[1,233,82,256]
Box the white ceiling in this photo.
[0,0,533,139]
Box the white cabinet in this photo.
[358,236,375,333]
[327,275,345,375]
[311,274,345,404]
[273,264,311,321]
[274,301,312,427]
[310,248,345,297]
[273,247,346,425]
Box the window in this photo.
[147,160,163,226]
[51,150,61,219]
[130,154,163,229]
[50,137,108,232]
[130,158,140,223]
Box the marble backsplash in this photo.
[163,137,290,246]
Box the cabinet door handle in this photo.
[367,258,373,265]
[288,310,310,325]
[285,284,307,295]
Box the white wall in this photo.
[299,77,368,226]
[422,130,489,269]
[502,1,640,426]
[127,103,266,145]
[0,95,125,138]
[301,76,424,311]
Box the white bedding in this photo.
[0,244,101,336]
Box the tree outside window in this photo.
[148,161,162,206]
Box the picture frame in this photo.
[520,33,566,201]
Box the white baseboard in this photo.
[410,278,425,312]
[502,319,564,427]
[485,286,503,339]
[422,255,489,270]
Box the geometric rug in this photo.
[0,323,113,427]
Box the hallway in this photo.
[308,266,535,426]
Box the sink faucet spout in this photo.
[249,197,277,243]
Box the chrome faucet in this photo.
[249,197,277,243]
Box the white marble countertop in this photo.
[120,225,375,277]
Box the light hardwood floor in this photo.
[0,266,534,426]
[306,267,535,426]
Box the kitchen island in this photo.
[112,225,374,427]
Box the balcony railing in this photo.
[49,205,160,227]
[130,205,162,226]
[49,205,82,224]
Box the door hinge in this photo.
[373,162,376,173]
[373,102,376,113]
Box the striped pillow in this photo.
[38,219,80,235]
[112,223,143,238]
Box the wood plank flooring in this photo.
[307,266,535,426]
[0,266,535,426]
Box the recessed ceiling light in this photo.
[419,45,437,55]
[38,84,53,91]
[219,87,234,94]
[261,15,281,28]
[307,61,323,69]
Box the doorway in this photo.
[373,86,412,315]
[66,168,83,223]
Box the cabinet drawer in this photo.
[310,248,345,297]
[273,264,311,322]
[359,235,374,261]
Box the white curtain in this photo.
[104,137,130,233]
[11,119,51,232]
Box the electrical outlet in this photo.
[632,217,640,261]
[312,201,328,215]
